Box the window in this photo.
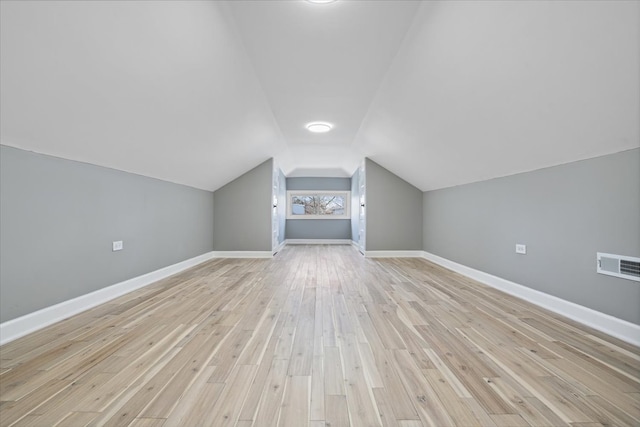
[286,191,350,219]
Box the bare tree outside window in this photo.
[292,195,345,215]
[287,191,350,219]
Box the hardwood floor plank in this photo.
[237,309,280,366]
[206,328,253,383]
[310,356,325,421]
[358,342,384,388]
[491,414,531,426]
[74,324,189,414]
[391,349,454,426]
[369,346,421,421]
[279,375,310,426]
[202,364,258,426]
[321,287,338,347]
[539,342,639,396]
[483,376,569,426]
[288,288,316,376]
[583,394,640,426]
[166,381,224,427]
[364,305,406,350]
[0,378,72,426]
[325,394,350,427]
[422,368,484,426]
[253,358,289,426]
[339,334,381,427]
[423,348,472,398]
[24,373,112,423]
[416,327,512,415]
[162,365,215,427]
[1,245,637,426]
[128,418,166,427]
[87,347,184,427]
[523,318,640,381]
[371,387,400,427]
[236,317,285,422]
[324,346,345,396]
[56,411,100,427]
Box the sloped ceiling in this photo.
[1,1,638,191]
[355,1,640,190]
[0,1,285,191]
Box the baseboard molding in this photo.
[211,251,273,258]
[286,239,352,245]
[366,250,424,258]
[8,247,635,348]
[0,251,217,346]
[421,251,640,347]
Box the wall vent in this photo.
[597,253,640,282]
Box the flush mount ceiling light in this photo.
[306,0,337,3]
[306,122,333,133]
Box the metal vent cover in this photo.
[620,260,640,278]
[597,253,640,282]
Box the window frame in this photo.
[286,190,351,220]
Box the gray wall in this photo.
[366,159,423,251]
[213,159,272,251]
[351,168,360,244]
[423,149,640,324]
[0,145,214,323]
[285,177,352,240]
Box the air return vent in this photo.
[597,253,640,282]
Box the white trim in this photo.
[273,241,286,254]
[366,250,424,258]
[421,251,640,347]
[351,240,365,255]
[286,239,352,245]
[0,251,217,346]
[212,251,273,258]
[7,246,635,349]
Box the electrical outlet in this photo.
[515,244,526,254]
[112,241,123,251]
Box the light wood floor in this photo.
[1,245,639,427]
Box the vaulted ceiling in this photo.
[1,1,638,191]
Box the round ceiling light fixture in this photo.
[306,122,333,133]
[306,0,337,4]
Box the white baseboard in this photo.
[212,251,273,258]
[286,239,352,245]
[421,251,640,347]
[7,247,635,348]
[0,251,217,346]
[366,250,424,258]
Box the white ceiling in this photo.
[1,0,638,191]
